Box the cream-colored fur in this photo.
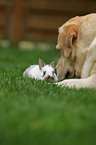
[55,13,96,89]
[81,37,96,78]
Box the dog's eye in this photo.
[43,71,46,77]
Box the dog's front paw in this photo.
[55,81,67,87]
[55,80,77,88]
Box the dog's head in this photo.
[55,23,82,80]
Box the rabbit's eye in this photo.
[43,71,46,77]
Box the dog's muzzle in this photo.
[65,71,74,79]
[55,68,74,80]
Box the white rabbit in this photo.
[23,58,58,82]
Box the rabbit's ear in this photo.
[50,61,55,68]
[39,58,45,69]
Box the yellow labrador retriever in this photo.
[55,13,96,89]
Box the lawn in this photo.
[0,45,96,145]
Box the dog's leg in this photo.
[55,74,96,89]
[81,37,96,78]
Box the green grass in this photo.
[0,46,96,145]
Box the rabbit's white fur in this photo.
[23,59,58,82]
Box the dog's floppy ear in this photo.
[64,26,77,58]
[50,61,55,68]
[39,58,45,69]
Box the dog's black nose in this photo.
[65,71,74,78]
